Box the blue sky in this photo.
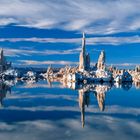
[0,0,140,68]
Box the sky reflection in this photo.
[0,80,140,140]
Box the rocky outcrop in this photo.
[79,33,90,72]
[97,51,106,70]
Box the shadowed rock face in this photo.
[0,82,11,107]
[0,49,11,73]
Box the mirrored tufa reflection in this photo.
[65,82,134,127]
[0,79,139,128]
[0,81,12,107]
[78,84,109,128]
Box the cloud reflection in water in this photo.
[0,80,140,140]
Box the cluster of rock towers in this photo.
[79,33,90,72]
[79,33,105,72]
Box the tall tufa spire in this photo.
[79,33,86,71]
[0,48,11,72]
[0,48,3,59]
[82,32,86,52]
[97,50,106,70]
[79,32,91,71]
[0,48,4,65]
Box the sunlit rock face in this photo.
[135,65,140,73]
[97,51,105,71]
[0,49,11,73]
[95,70,112,81]
[131,65,140,82]
[79,33,90,72]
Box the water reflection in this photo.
[0,80,138,127]
[77,84,110,127]
[134,81,140,89]
[0,79,140,139]
[114,82,132,90]
[0,81,12,107]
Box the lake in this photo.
[0,80,140,140]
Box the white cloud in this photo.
[0,37,81,44]
[0,0,140,34]
[14,60,138,68]
[2,47,138,67]
[3,47,81,57]
[1,35,140,45]
[114,63,139,67]
[0,18,18,26]
[106,63,139,68]
[17,60,78,66]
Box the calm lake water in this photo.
[0,80,140,140]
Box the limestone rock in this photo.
[79,33,90,72]
[97,51,105,70]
